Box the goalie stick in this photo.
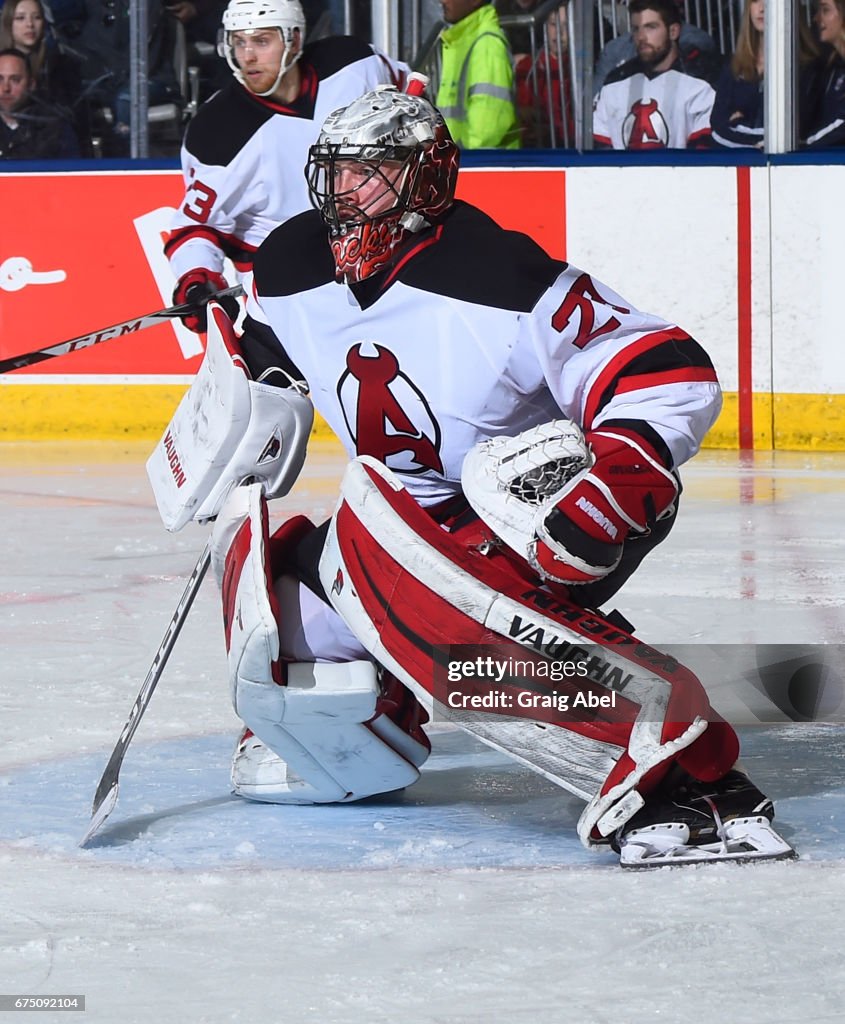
[79,542,211,847]
[0,286,244,374]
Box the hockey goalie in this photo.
[148,79,794,868]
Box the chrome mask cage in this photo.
[306,143,415,234]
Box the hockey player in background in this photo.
[148,79,794,867]
[164,0,407,332]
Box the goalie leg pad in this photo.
[232,661,428,804]
[212,482,425,803]
[319,457,737,844]
[211,481,284,706]
[147,303,313,532]
[274,574,370,662]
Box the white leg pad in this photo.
[234,663,424,804]
[212,482,425,804]
[210,483,282,708]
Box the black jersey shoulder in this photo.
[254,209,336,296]
[184,83,274,166]
[604,57,647,86]
[678,45,725,86]
[398,202,566,312]
[304,36,375,79]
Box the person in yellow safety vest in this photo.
[435,0,520,148]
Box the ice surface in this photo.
[1,442,844,1023]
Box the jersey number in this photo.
[551,273,630,349]
[182,179,217,224]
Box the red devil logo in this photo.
[338,343,443,475]
[622,99,669,149]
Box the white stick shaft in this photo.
[1,286,243,374]
[80,542,212,847]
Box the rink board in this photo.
[0,163,843,448]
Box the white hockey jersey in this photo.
[246,202,722,508]
[165,37,407,282]
[593,57,716,150]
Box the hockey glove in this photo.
[534,428,678,585]
[173,269,238,333]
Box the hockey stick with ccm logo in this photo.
[80,541,212,847]
[0,286,243,374]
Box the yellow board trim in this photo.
[2,383,845,450]
[706,392,773,450]
[0,383,339,441]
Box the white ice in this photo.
[1,442,844,1024]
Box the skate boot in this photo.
[613,767,796,868]
[230,727,303,802]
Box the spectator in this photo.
[710,0,765,148]
[165,0,225,43]
[712,0,820,150]
[495,0,540,59]
[594,0,717,95]
[72,0,183,156]
[515,0,574,147]
[0,0,82,106]
[592,0,721,149]
[164,0,229,101]
[435,0,520,148]
[804,0,845,147]
[0,46,80,157]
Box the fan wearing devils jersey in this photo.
[164,0,407,333]
[592,0,720,150]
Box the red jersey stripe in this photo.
[582,328,691,428]
[612,365,719,395]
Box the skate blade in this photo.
[619,817,797,869]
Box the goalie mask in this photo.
[305,83,460,284]
[218,0,305,97]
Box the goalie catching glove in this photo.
[173,269,240,333]
[462,420,678,585]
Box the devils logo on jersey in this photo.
[337,342,444,475]
[622,99,669,149]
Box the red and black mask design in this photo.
[329,219,407,285]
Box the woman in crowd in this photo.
[711,0,820,149]
[804,0,845,146]
[0,0,82,107]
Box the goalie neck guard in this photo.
[218,0,305,97]
[306,82,460,284]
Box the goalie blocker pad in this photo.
[210,482,428,804]
[318,457,739,848]
[147,303,313,532]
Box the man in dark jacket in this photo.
[0,48,79,158]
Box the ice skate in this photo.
[613,768,797,868]
[230,727,305,802]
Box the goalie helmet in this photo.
[305,79,460,284]
[218,0,306,96]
